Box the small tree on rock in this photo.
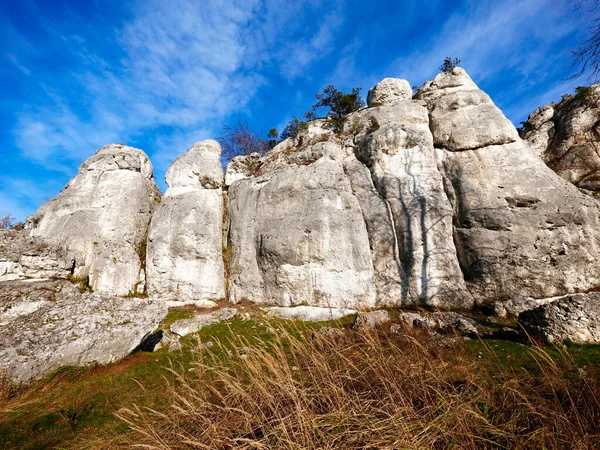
[217,122,272,163]
[440,57,461,73]
[310,85,365,132]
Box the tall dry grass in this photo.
[119,327,600,449]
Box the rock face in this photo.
[0,229,73,281]
[518,293,600,343]
[225,70,600,310]
[28,144,160,295]
[227,144,378,309]
[522,84,600,191]
[0,279,167,382]
[367,78,412,107]
[414,68,600,303]
[146,140,226,306]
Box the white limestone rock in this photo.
[0,229,73,282]
[518,293,600,344]
[227,155,377,309]
[169,308,237,337]
[415,69,600,303]
[28,144,160,296]
[265,306,357,322]
[416,68,518,151]
[367,78,412,107]
[348,101,474,309]
[225,153,261,186]
[522,84,600,190]
[0,279,167,382]
[147,140,226,306]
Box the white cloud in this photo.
[11,0,348,182]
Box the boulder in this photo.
[518,293,600,343]
[0,279,167,382]
[28,144,160,295]
[264,306,357,322]
[521,84,600,191]
[416,68,519,151]
[367,78,412,107]
[169,307,237,337]
[353,310,391,329]
[146,140,226,306]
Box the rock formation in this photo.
[0,229,73,281]
[519,293,600,344]
[146,140,226,306]
[226,68,600,309]
[414,69,600,303]
[522,84,600,191]
[3,67,600,384]
[27,144,161,295]
[0,279,166,382]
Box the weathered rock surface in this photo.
[414,68,600,304]
[416,68,519,151]
[0,229,73,281]
[522,85,600,191]
[228,151,377,309]
[0,279,167,382]
[225,152,261,186]
[28,144,160,295]
[486,296,560,319]
[349,96,473,309]
[367,78,412,107]
[225,68,600,311]
[146,140,225,306]
[169,307,237,337]
[518,293,600,343]
[265,306,357,322]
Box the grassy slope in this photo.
[0,310,598,449]
[0,310,348,449]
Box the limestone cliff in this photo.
[522,83,600,191]
[226,68,600,308]
[27,144,161,296]
[4,68,600,382]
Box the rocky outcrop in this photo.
[146,140,226,306]
[0,279,167,382]
[0,229,73,281]
[348,94,473,309]
[414,68,600,304]
[224,69,600,310]
[367,78,412,107]
[227,133,378,309]
[28,144,160,295]
[522,84,600,191]
[518,293,600,343]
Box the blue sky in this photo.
[0,0,593,221]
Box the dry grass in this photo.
[118,328,600,450]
